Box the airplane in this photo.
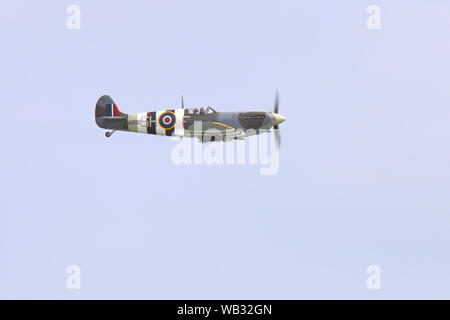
[94,93,286,148]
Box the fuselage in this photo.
[95,95,285,141]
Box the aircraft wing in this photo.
[203,121,236,133]
[197,121,246,142]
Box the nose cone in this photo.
[271,113,286,126]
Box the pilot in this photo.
[199,107,206,114]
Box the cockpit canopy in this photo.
[185,106,217,115]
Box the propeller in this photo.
[274,90,279,114]
[274,125,280,151]
[271,90,285,151]
[181,95,184,109]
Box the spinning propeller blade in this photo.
[272,91,282,151]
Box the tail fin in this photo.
[95,95,127,129]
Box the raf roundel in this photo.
[158,111,176,130]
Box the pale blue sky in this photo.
[1,1,449,299]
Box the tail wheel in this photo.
[105,132,111,137]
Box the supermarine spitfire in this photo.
[95,94,286,148]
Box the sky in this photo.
[0,0,449,299]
